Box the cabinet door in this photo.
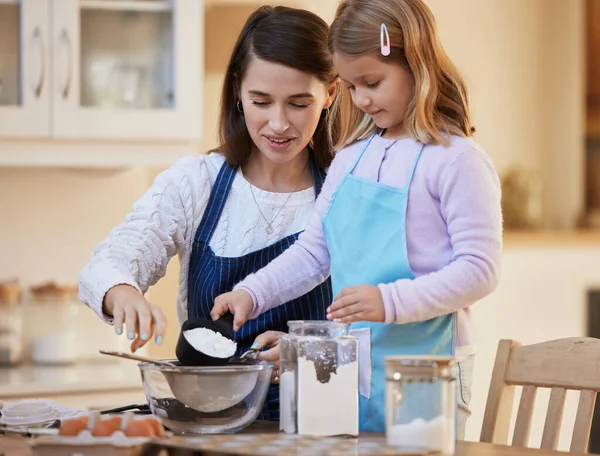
[52,0,202,141]
[0,0,51,138]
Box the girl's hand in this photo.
[211,290,254,331]
[251,330,285,384]
[103,284,166,352]
[326,285,385,323]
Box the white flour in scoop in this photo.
[183,327,237,358]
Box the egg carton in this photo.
[30,433,148,456]
[30,412,165,456]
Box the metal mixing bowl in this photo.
[138,359,274,435]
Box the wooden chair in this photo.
[480,337,600,453]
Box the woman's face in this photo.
[239,57,337,165]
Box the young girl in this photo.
[78,5,342,421]
[212,0,502,435]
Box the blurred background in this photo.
[0,0,599,449]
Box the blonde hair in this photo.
[329,0,474,149]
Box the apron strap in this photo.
[195,152,327,245]
[194,161,236,245]
[403,143,425,192]
[347,133,378,176]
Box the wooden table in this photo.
[2,437,593,456]
[1,423,595,456]
[142,436,593,456]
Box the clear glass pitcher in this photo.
[279,320,358,437]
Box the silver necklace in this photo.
[247,160,309,234]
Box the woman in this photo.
[78,5,342,420]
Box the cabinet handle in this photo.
[61,29,73,99]
[32,27,45,98]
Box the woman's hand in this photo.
[326,285,385,323]
[211,290,254,331]
[252,330,285,384]
[103,284,166,352]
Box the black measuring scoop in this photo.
[175,312,237,366]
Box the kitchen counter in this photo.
[0,360,146,411]
[0,359,142,399]
[503,229,600,246]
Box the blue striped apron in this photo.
[187,154,332,421]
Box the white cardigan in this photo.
[78,152,317,324]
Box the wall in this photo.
[0,166,151,356]
[425,0,585,228]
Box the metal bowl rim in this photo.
[137,360,274,374]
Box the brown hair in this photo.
[329,0,475,148]
[218,6,342,169]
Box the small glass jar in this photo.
[0,279,23,366]
[385,356,457,455]
[279,321,358,437]
[26,282,79,365]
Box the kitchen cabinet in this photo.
[0,0,202,166]
[588,0,600,136]
[0,0,51,138]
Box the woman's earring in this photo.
[321,107,330,119]
[237,100,244,113]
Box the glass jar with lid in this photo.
[279,320,358,437]
[26,282,79,365]
[385,356,457,455]
[0,279,23,366]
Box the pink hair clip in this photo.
[380,23,390,56]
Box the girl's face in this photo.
[239,57,337,165]
[333,52,415,138]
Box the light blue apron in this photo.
[322,133,456,432]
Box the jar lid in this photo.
[287,320,348,329]
[287,320,349,337]
[29,282,77,301]
[0,279,22,305]
[385,355,456,380]
[0,399,59,427]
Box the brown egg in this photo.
[124,419,155,437]
[92,416,122,437]
[59,416,89,436]
[144,417,165,437]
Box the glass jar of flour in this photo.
[279,321,358,437]
[385,356,457,455]
[0,280,23,366]
[27,282,79,364]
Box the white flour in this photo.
[296,356,358,437]
[387,415,454,454]
[183,327,237,358]
[279,371,296,434]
